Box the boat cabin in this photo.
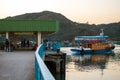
[75,36,110,50]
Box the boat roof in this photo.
[75,36,109,39]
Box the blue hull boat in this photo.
[71,35,115,55]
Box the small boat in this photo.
[71,29,115,54]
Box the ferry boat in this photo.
[71,30,115,54]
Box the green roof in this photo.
[0,20,59,32]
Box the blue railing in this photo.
[35,44,55,80]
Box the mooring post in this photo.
[56,59,61,73]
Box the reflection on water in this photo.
[66,52,120,80]
[66,54,109,73]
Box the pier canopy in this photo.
[0,20,59,50]
[0,20,59,32]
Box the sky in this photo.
[0,0,120,24]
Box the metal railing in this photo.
[35,44,55,80]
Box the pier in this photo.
[0,45,66,80]
[0,20,61,80]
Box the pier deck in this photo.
[0,51,34,80]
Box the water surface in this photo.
[61,46,120,80]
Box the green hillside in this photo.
[4,11,120,41]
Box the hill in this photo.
[5,11,120,41]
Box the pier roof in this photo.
[0,20,59,32]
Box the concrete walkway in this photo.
[0,51,35,80]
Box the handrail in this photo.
[35,44,55,80]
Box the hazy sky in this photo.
[0,0,120,24]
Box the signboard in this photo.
[14,32,34,35]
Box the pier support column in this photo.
[44,53,66,80]
[37,32,41,46]
[56,60,61,73]
[56,59,62,73]
[6,32,9,39]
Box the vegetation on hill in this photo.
[5,11,120,41]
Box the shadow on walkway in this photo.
[0,51,34,80]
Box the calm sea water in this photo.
[61,44,120,80]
